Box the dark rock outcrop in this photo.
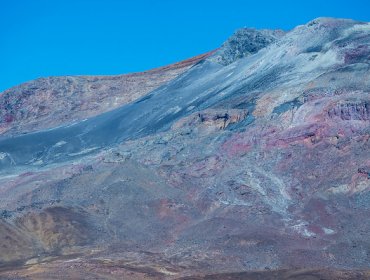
[209,28,285,65]
[328,100,370,120]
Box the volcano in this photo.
[0,18,370,279]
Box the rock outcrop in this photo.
[209,28,285,65]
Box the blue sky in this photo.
[1,0,369,92]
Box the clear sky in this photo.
[1,0,369,92]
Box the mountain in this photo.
[0,17,370,279]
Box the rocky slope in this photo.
[0,17,370,279]
[0,52,211,136]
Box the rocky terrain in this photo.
[0,52,211,136]
[0,17,370,279]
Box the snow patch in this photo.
[53,141,67,148]
[323,227,335,235]
[68,147,99,157]
[292,221,316,237]
[167,106,182,114]
[345,23,370,36]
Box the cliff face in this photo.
[0,18,370,279]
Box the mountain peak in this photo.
[209,28,285,65]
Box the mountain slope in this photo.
[0,52,212,136]
[0,17,370,279]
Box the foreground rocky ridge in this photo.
[0,17,370,279]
